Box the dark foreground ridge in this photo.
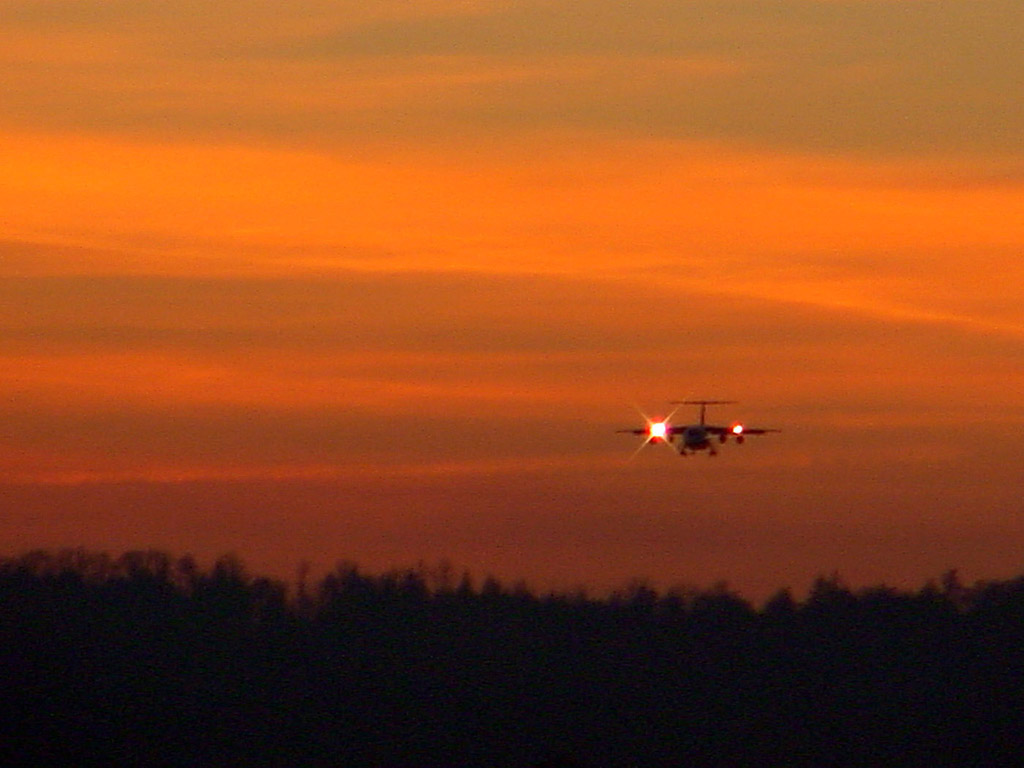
[3,550,1023,767]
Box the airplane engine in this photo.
[719,433,728,444]
[736,435,745,444]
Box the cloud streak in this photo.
[2,1,1021,153]
[4,267,1023,489]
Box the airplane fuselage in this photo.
[682,425,711,452]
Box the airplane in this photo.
[617,400,780,457]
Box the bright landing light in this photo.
[732,423,744,435]
[649,421,668,440]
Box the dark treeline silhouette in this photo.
[3,550,1024,767]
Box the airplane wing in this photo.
[615,427,692,434]
[615,425,695,439]
[705,424,780,435]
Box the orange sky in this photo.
[2,0,1023,599]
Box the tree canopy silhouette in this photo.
[3,550,1023,766]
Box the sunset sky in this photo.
[3,0,1023,599]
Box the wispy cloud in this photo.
[4,265,1023,487]
[2,1,1020,153]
